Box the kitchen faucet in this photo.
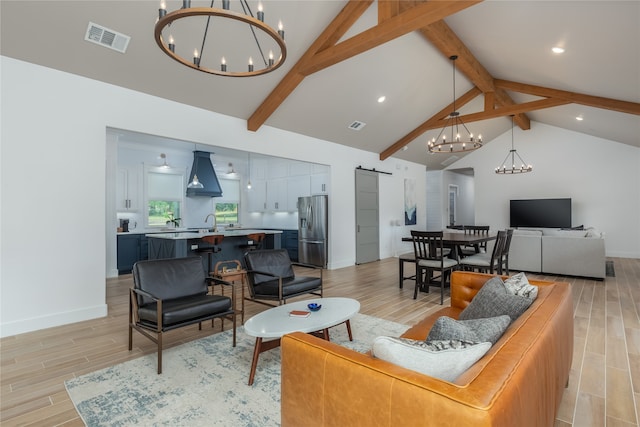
[205,213,217,232]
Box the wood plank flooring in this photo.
[1,256,639,426]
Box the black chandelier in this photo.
[427,55,483,153]
[495,115,533,174]
[155,0,286,77]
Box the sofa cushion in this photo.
[459,276,534,322]
[542,229,587,238]
[372,337,491,382]
[426,315,511,345]
[504,272,538,300]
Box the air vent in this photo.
[441,155,459,166]
[348,121,366,131]
[84,22,130,53]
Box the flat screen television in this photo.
[510,198,572,228]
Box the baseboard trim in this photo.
[0,304,108,338]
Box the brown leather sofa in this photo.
[281,271,573,427]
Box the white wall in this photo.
[450,121,640,258]
[0,57,426,337]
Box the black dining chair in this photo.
[459,230,507,275]
[410,230,459,305]
[500,228,514,275]
[459,225,490,257]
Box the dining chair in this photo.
[459,230,506,275]
[410,230,459,305]
[500,228,514,275]
[459,225,490,257]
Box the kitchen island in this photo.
[146,229,282,272]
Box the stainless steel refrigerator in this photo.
[298,195,328,268]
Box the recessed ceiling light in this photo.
[552,46,565,54]
[402,145,408,151]
[377,96,386,103]
[576,115,584,121]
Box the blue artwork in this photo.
[404,178,416,225]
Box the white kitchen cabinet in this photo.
[310,173,328,195]
[116,166,140,211]
[287,175,311,210]
[247,179,267,212]
[288,160,311,177]
[266,178,287,211]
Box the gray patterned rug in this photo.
[65,313,408,426]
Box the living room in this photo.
[1,1,639,425]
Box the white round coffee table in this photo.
[243,297,360,385]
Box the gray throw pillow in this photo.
[427,315,511,345]
[459,276,533,322]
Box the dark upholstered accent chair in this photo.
[244,249,323,306]
[129,256,236,374]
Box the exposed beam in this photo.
[495,79,640,116]
[430,98,571,128]
[413,19,530,130]
[300,1,480,76]
[378,0,400,23]
[380,87,481,160]
[247,0,373,132]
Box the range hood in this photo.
[186,150,223,197]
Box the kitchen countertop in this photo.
[145,229,282,240]
[117,227,266,236]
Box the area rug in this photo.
[65,313,409,427]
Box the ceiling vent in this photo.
[348,121,366,131]
[84,22,130,53]
[441,155,459,167]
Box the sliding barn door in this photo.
[355,169,379,264]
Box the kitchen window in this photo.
[146,167,185,227]
[216,178,239,225]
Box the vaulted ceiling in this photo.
[2,1,638,170]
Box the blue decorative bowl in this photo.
[307,303,322,312]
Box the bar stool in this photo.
[212,260,247,324]
[239,232,265,253]
[196,234,224,276]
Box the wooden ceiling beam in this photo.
[378,0,400,23]
[300,1,480,76]
[380,87,481,160]
[380,95,570,161]
[247,0,373,132]
[495,79,640,116]
[413,19,530,130]
[432,98,571,128]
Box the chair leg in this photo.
[157,332,163,374]
[413,266,421,299]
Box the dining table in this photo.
[401,231,497,258]
[400,231,497,291]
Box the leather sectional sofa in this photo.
[509,227,605,279]
[281,271,573,427]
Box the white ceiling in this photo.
[1,1,638,171]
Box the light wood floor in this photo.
[1,257,639,426]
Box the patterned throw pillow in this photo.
[503,272,538,300]
[372,336,491,382]
[426,315,511,345]
[459,276,533,322]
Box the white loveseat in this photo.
[509,227,605,279]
